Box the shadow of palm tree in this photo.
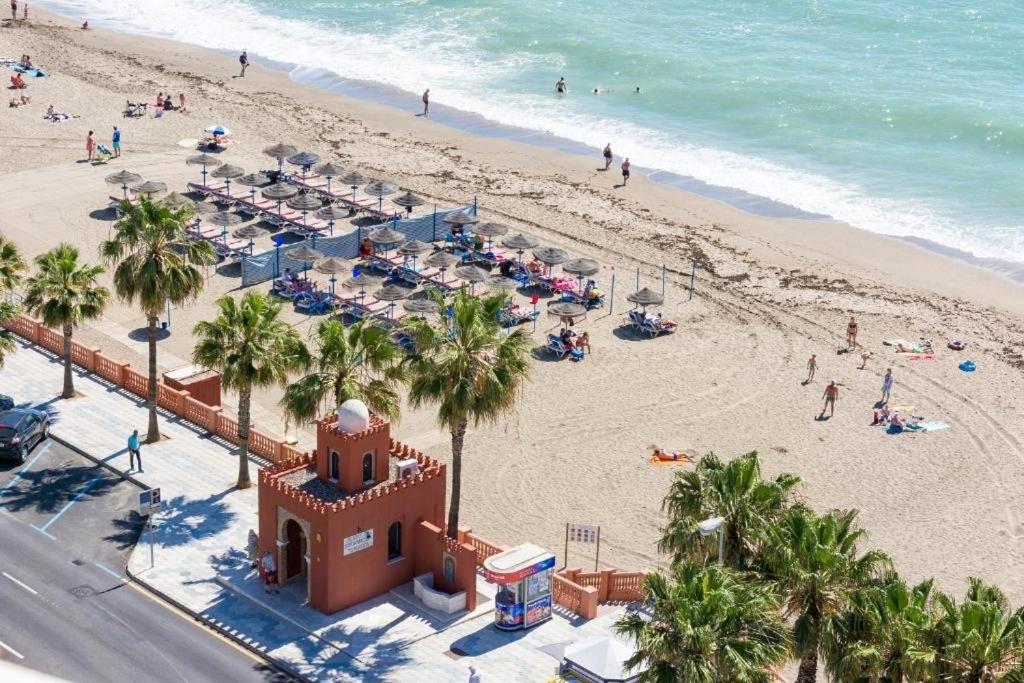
[151,491,237,548]
[0,465,120,514]
[102,509,146,550]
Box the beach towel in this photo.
[648,455,691,467]
[919,421,949,432]
[907,354,935,361]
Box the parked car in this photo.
[0,408,49,463]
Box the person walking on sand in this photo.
[806,354,817,383]
[239,49,249,77]
[621,158,630,185]
[603,143,612,170]
[881,368,894,404]
[85,130,95,161]
[859,349,872,370]
[178,93,186,113]
[127,429,142,471]
[821,381,838,417]
[261,550,279,593]
[422,89,430,116]
[10,0,17,22]
[846,316,858,349]
[112,125,121,158]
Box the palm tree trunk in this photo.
[236,387,252,489]
[62,322,74,399]
[796,619,820,683]
[146,315,160,442]
[446,418,468,539]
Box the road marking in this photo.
[32,474,102,536]
[0,638,24,659]
[0,442,52,497]
[2,571,38,595]
[94,562,125,582]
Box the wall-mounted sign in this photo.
[343,529,374,556]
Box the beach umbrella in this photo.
[262,182,299,215]
[392,191,426,216]
[548,301,587,328]
[104,169,143,199]
[233,224,268,253]
[286,244,324,280]
[186,153,222,185]
[287,193,322,230]
[236,172,271,205]
[158,191,194,210]
[372,283,411,320]
[534,246,571,266]
[403,298,438,316]
[191,201,218,215]
[473,222,510,238]
[502,232,540,262]
[204,125,231,137]
[364,180,398,214]
[342,272,382,291]
[424,251,460,269]
[562,257,600,292]
[397,239,432,256]
[316,204,350,235]
[340,171,368,205]
[287,151,321,171]
[131,180,168,196]
[626,287,664,309]
[454,265,489,294]
[315,256,348,296]
[444,209,479,226]
[485,276,520,291]
[264,143,298,172]
[368,226,405,245]
[211,164,245,198]
[207,211,243,227]
[316,162,345,195]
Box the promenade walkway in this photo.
[0,339,626,681]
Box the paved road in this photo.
[0,440,291,682]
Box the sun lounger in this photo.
[498,305,538,327]
[641,316,677,337]
[546,335,569,359]
[294,290,337,315]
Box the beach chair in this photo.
[294,290,336,315]
[93,145,114,164]
[641,316,677,337]
[498,305,539,328]
[626,309,646,330]
[546,335,569,359]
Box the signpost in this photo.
[564,522,602,571]
[343,529,374,556]
[138,488,162,569]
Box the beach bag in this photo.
[948,340,966,351]
[958,360,976,372]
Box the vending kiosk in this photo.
[482,544,556,631]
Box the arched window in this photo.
[387,521,402,560]
[329,451,339,481]
[443,555,456,582]
[362,452,374,483]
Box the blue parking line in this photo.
[93,562,124,582]
[32,474,102,536]
[0,443,52,497]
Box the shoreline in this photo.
[3,7,1024,611]
[20,1,1024,285]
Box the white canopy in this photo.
[562,636,641,683]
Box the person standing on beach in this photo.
[556,77,567,93]
[846,316,858,349]
[10,0,17,21]
[621,158,631,185]
[85,130,95,161]
[821,381,838,417]
[422,89,430,116]
[178,93,186,113]
[603,143,612,170]
[22,3,26,20]
[112,126,121,158]
[806,354,817,383]
[127,429,142,470]
[239,49,249,77]
[881,368,894,404]
[261,551,279,593]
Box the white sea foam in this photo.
[33,0,1024,264]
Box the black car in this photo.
[0,408,49,463]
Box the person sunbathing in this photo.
[8,95,30,107]
[11,73,26,88]
[526,259,544,274]
[653,448,691,462]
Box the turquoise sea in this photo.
[38,0,1024,270]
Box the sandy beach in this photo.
[2,6,1024,614]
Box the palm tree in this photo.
[615,561,790,682]
[100,196,215,442]
[281,318,405,426]
[23,244,110,399]
[403,289,532,538]
[658,451,801,569]
[928,578,1024,682]
[823,576,938,682]
[763,508,892,683]
[193,292,307,489]
[0,235,27,367]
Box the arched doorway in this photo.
[284,519,307,580]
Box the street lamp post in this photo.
[698,516,726,565]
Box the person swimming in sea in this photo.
[556,77,567,93]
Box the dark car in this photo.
[0,408,49,463]
[0,395,12,411]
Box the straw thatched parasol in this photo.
[403,298,438,315]
[368,226,405,245]
[397,239,432,256]
[261,182,298,213]
[236,173,270,187]
[473,222,509,238]
[286,244,324,263]
[533,246,571,266]
[105,170,143,199]
[424,251,460,269]
[485,276,520,291]
[373,284,412,302]
[286,151,321,169]
[207,211,243,227]
[233,224,268,240]
[317,162,345,195]
[191,201,219,215]
[626,287,664,308]
[444,209,479,226]
[315,256,349,295]
[158,191,194,210]
[502,232,540,251]
[562,258,600,276]
[131,180,168,196]
[186,153,221,167]
[316,205,350,221]
[547,301,588,327]
[340,171,368,187]
[264,143,298,172]
[454,265,489,283]
[342,272,382,290]
[364,180,398,197]
[392,191,426,215]
[211,164,245,179]
[286,194,322,212]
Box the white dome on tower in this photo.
[337,399,370,433]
